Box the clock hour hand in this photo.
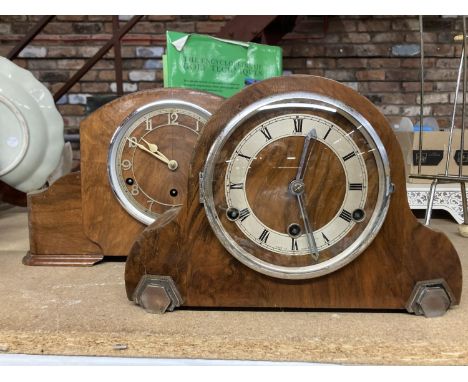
[141,138,178,171]
[127,138,173,167]
[295,128,317,181]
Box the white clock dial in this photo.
[202,92,391,280]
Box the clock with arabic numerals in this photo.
[24,88,223,266]
[125,76,462,316]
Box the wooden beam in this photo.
[53,15,143,102]
[217,16,278,42]
[112,16,124,97]
[7,15,54,60]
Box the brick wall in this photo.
[0,15,465,145]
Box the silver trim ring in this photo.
[201,91,392,280]
[108,99,212,225]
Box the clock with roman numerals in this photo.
[202,90,390,279]
[125,75,462,315]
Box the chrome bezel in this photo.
[108,99,211,225]
[201,91,392,280]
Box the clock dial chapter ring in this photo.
[202,92,391,280]
[108,99,209,225]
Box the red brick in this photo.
[283,58,307,69]
[355,70,386,81]
[148,15,177,21]
[336,58,367,68]
[424,44,455,57]
[209,15,233,21]
[289,44,325,57]
[304,69,325,76]
[357,19,392,32]
[43,22,74,34]
[385,69,420,81]
[80,82,110,93]
[382,94,417,105]
[416,93,449,104]
[324,70,355,81]
[131,22,166,34]
[401,82,433,92]
[436,58,462,69]
[368,82,401,92]
[307,58,336,69]
[371,32,401,43]
[56,59,86,70]
[55,16,87,22]
[166,22,195,33]
[392,18,420,31]
[404,32,438,43]
[47,46,78,58]
[196,21,224,34]
[379,105,401,115]
[341,33,371,43]
[28,59,58,70]
[138,82,161,91]
[50,82,80,93]
[425,68,459,81]
[80,70,98,81]
[328,18,357,32]
[326,44,391,57]
[367,58,401,68]
[432,104,455,116]
[58,104,85,116]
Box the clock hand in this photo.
[127,138,173,167]
[290,128,319,260]
[141,138,170,161]
[141,138,178,171]
[295,128,317,181]
[296,192,320,261]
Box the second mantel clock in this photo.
[25,88,223,266]
[125,75,462,316]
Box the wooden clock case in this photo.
[125,76,462,314]
[24,88,223,266]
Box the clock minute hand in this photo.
[296,128,317,181]
[297,192,320,261]
[290,127,319,260]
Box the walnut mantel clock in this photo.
[24,88,223,266]
[125,76,462,317]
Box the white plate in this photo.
[0,56,64,193]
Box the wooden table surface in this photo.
[0,207,467,365]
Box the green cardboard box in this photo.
[163,31,283,97]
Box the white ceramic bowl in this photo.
[0,56,64,193]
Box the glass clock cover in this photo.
[202,92,392,279]
[108,99,210,225]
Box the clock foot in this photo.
[406,279,456,317]
[132,274,183,314]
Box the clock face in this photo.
[108,100,209,225]
[202,92,392,279]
